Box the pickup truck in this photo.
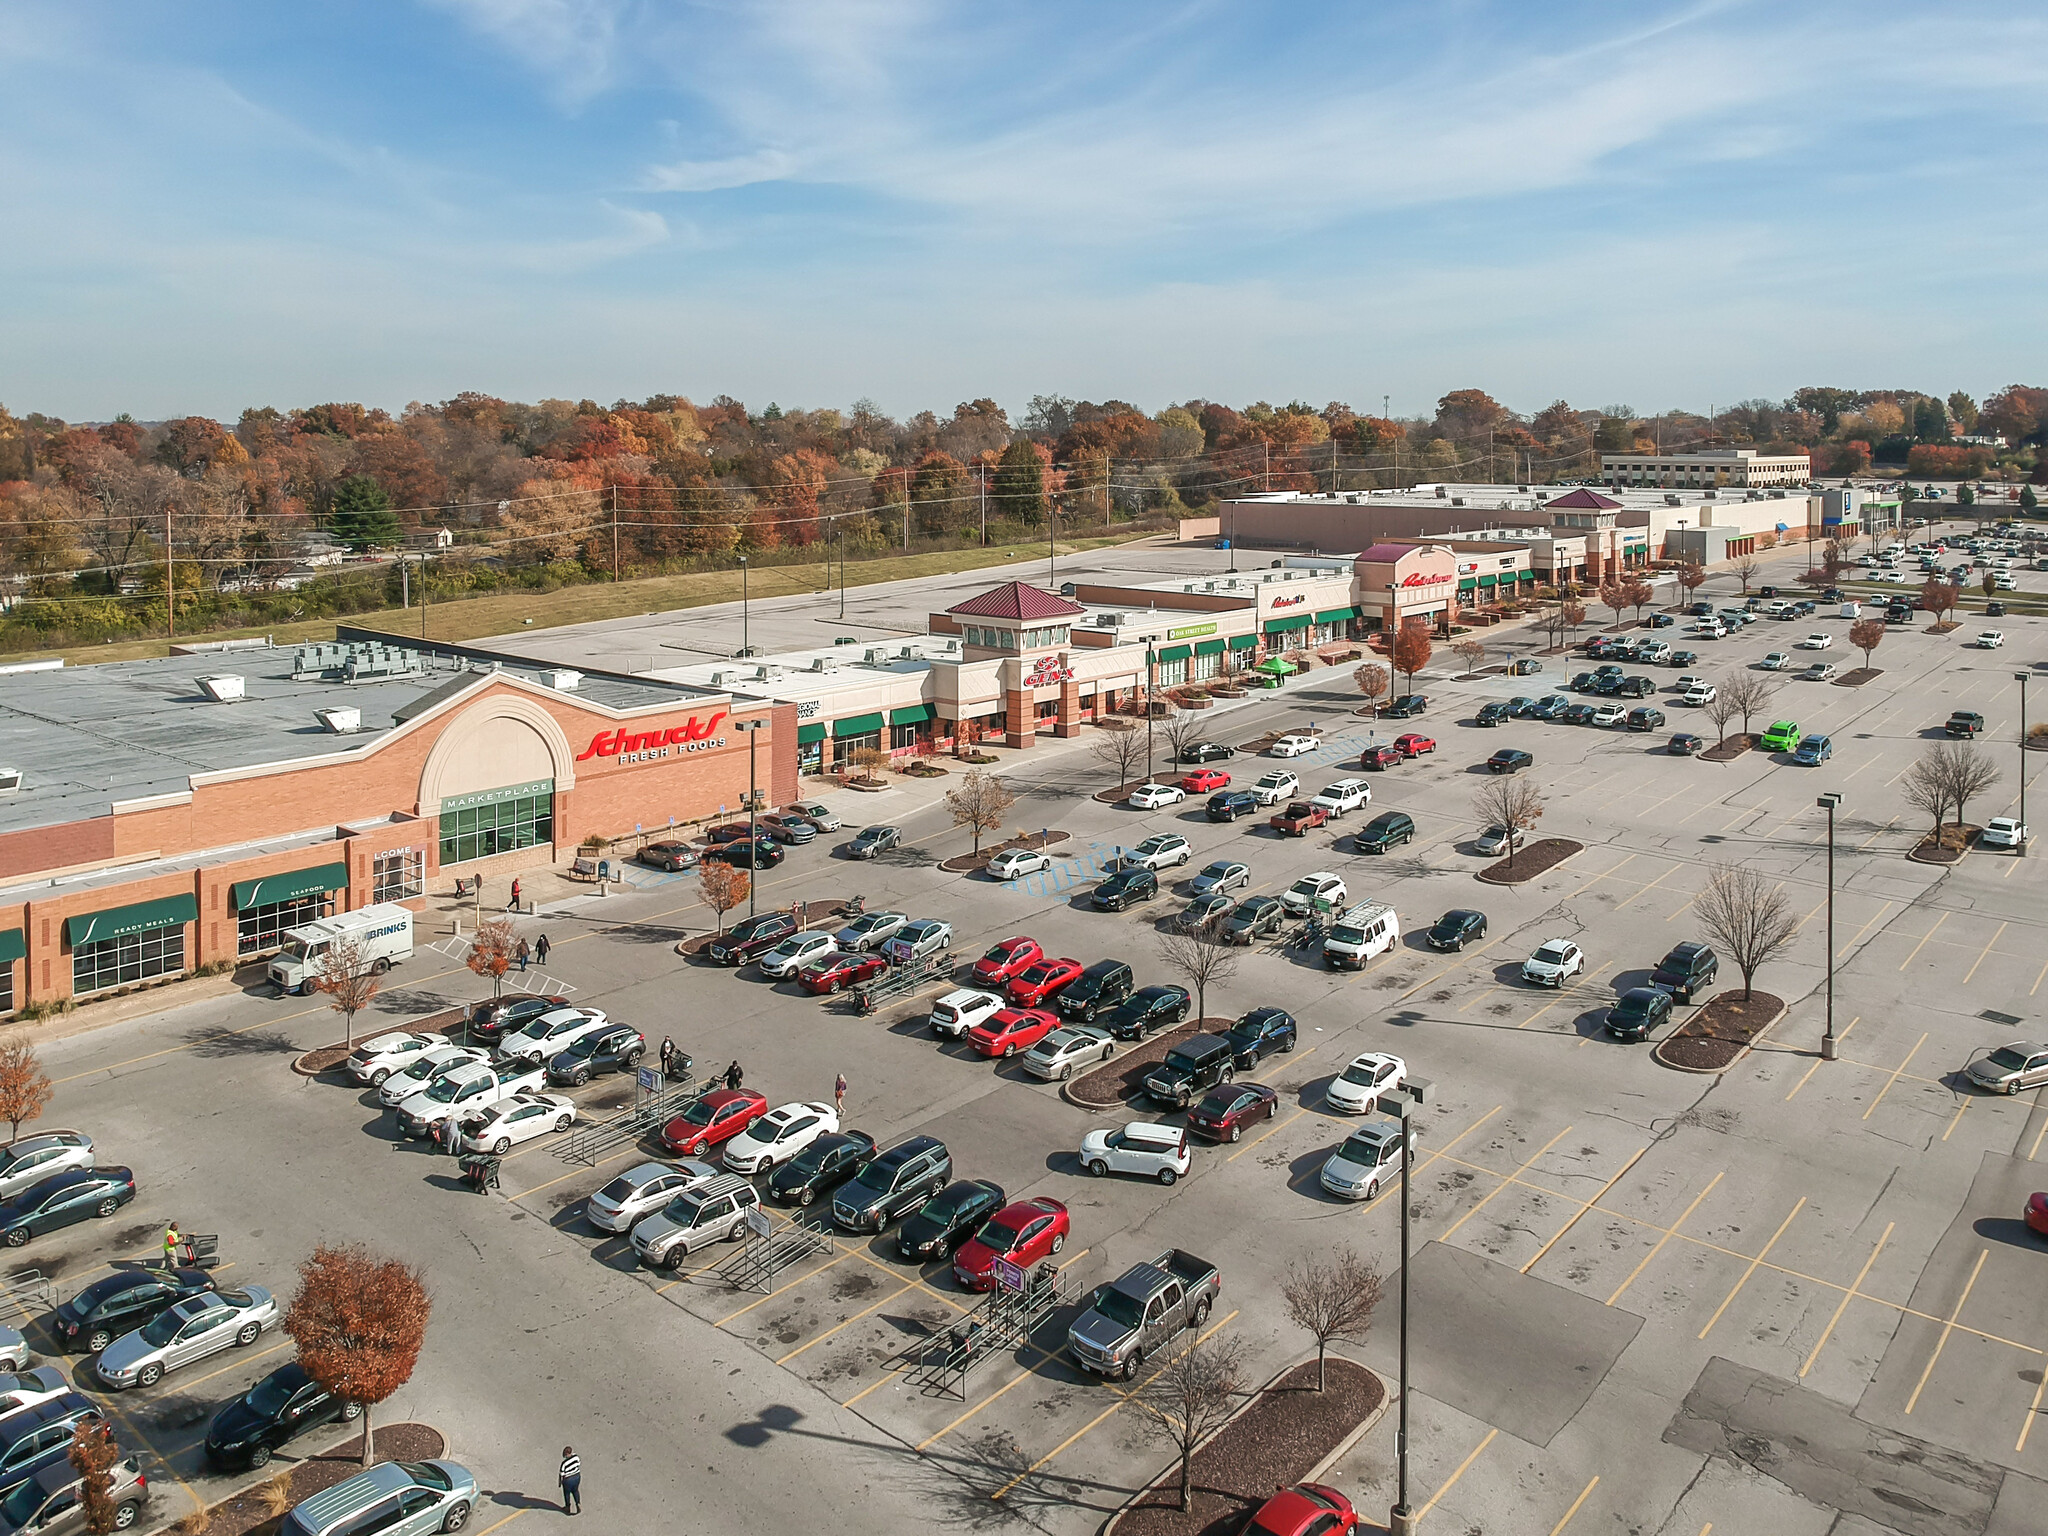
[396,1058,547,1138]
[1269,801,1329,837]
[1067,1249,1221,1380]
[1945,711,1986,738]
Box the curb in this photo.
[1651,995,1787,1075]
[291,1051,345,1079]
[1474,839,1582,887]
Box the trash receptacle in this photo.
[597,858,611,880]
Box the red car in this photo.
[1359,745,1402,770]
[1394,733,1436,758]
[1185,1082,1280,1142]
[661,1089,767,1156]
[799,951,888,995]
[1245,1484,1359,1536]
[1006,956,1083,1007]
[967,1007,1060,1059]
[953,1196,1070,1291]
[2027,1191,2048,1238]
[1180,768,1232,793]
[973,936,1043,987]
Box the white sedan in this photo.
[377,1044,490,1107]
[1522,939,1585,987]
[1079,1122,1190,1184]
[345,1031,450,1087]
[722,1101,840,1173]
[0,1367,73,1415]
[1126,783,1186,810]
[1020,1025,1116,1081]
[1799,633,1833,650]
[1981,817,2029,849]
[1679,684,1717,705]
[988,848,1054,879]
[1978,631,2005,649]
[1760,652,1792,671]
[98,1287,279,1390]
[757,931,834,979]
[496,1007,611,1063]
[1269,734,1320,758]
[457,1092,577,1153]
[584,1159,721,1234]
[1326,1052,1407,1114]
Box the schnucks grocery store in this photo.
[0,545,1474,1014]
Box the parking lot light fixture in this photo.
[1817,792,1842,1060]
[736,720,765,915]
[1387,1074,1434,1536]
[2016,672,2029,858]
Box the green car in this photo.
[1760,720,1802,752]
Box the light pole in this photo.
[736,719,764,915]
[738,555,751,657]
[1144,642,1156,783]
[1387,1074,1433,1536]
[1817,791,1841,1060]
[2017,672,2030,857]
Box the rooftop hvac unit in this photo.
[899,646,913,658]
[809,657,829,671]
[1451,498,1466,507]
[1099,613,1123,626]
[1347,494,1360,504]
[710,670,731,686]
[315,707,362,734]
[546,669,582,693]
[0,769,20,796]
[1435,485,1448,498]
[197,674,245,702]
[864,648,885,663]
[1665,494,1682,506]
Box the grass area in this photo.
[11,535,1147,669]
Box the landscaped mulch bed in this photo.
[1654,990,1784,1072]
[294,1007,469,1075]
[1909,823,1980,865]
[185,1425,447,1536]
[1928,621,1963,634]
[1699,733,1758,762]
[1111,1360,1383,1536]
[1475,837,1582,886]
[1098,780,1165,805]
[939,829,1071,874]
[1064,1019,1230,1110]
[1832,668,1882,687]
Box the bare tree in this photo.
[1469,776,1543,867]
[944,767,1015,855]
[1155,919,1241,1024]
[1281,1247,1385,1392]
[1352,661,1391,716]
[1162,710,1207,766]
[1089,719,1145,788]
[1451,638,1488,679]
[1732,553,1761,594]
[1131,1328,1246,1513]
[314,935,383,1050]
[1848,617,1886,670]
[1693,864,1798,1000]
[1701,689,1741,747]
[1723,672,1779,738]
[1901,756,1951,844]
[1932,741,2001,834]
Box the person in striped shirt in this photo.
[559,1447,581,1515]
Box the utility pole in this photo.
[611,486,620,582]
[1387,1074,1434,1536]
[165,502,174,640]
[978,462,987,546]
[1262,439,1270,493]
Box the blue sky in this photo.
[3,1,2045,423]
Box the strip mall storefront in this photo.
[0,671,792,1012]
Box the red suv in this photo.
[973,936,1043,987]
[1006,957,1083,1007]
[953,1197,1070,1291]
[1394,733,1436,757]
[1179,768,1231,793]
[661,1090,767,1156]
[1359,745,1402,770]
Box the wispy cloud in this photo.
[641,148,795,193]
[427,0,629,107]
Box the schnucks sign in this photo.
[577,711,730,764]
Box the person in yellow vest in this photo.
[163,1222,182,1268]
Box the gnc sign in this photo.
[577,711,730,764]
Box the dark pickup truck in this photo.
[1067,1249,1221,1380]
[1269,801,1330,837]
[1945,711,1986,737]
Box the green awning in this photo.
[231,860,347,913]
[833,712,885,738]
[1314,607,1356,624]
[1477,574,1498,586]
[1194,638,1225,656]
[1520,572,1536,582]
[1457,578,1477,591]
[796,722,826,746]
[1262,615,1311,635]
[1156,644,1191,663]
[0,929,22,965]
[1229,633,1260,651]
[1255,658,1298,675]
[65,894,197,948]
[889,704,934,726]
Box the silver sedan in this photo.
[98,1286,278,1389]
[1019,1026,1116,1082]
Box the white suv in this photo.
[1127,834,1193,870]
[1079,1122,1191,1184]
[929,989,1004,1039]
[1310,779,1370,816]
[1281,872,1348,916]
[1251,771,1299,805]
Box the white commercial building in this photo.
[1600,448,1812,489]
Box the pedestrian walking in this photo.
[834,1072,847,1116]
[515,938,531,972]
[660,1038,677,1079]
[162,1222,182,1269]
[510,878,523,913]
[558,1446,582,1515]
[534,933,551,967]
[724,1060,743,1091]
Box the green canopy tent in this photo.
[1254,657,1298,675]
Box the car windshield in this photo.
[1162,1049,1203,1073]
[1339,1063,1378,1085]
[563,1033,606,1059]
[140,1306,194,1347]
[1987,1047,2031,1071]
[982,943,1017,962]
[1533,944,1570,964]
[0,1476,48,1526]
[596,1173,646,1202]
[245,1371,297,1418]
[1091,1288,1145,1329]
[400,1462,452,1492]
[789,1137,846,1174]
[1339,1133,1386,1163]
[422,1074,471,1103]
[1199,863,1233,880]
[680,1100,719,1127]
[977,1216,1025,1250]
[1614,995,1652,1019]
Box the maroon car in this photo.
[1358,746,1403,770]
[798,951,888,995]
[661,1089,767,1156]
[1185,1082,1279,1143]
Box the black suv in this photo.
[1092,868,1159,911]
[706,912,798,965]
[1141,1035,1236,1108]
[1650,942,1718,1002]
[546,1024,647,1086]
[1056,960,1136,1020]
[1475,701,1513,727]
[1207,790,1259,821]
[1618,676,1655,699]
[897,1179,1007,1262]
[1384,694,1428,718]
[205,1361,361,1470]
[1626,707,1667,732]
[831,1136,952,1233]
[53,1269,215,1354]
[1102,984,1192,1040]
[1426,910,1487,951]
[1224,1008,1296,1067]
[768,1130,878,1207]
[466,994,571,1046]
[1355,811,1415,854]
[1605,987,1672,1042]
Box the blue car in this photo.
[1793,734,1833,766]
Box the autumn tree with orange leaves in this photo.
[284,1244,430,1468]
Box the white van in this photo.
[268,903,415,994]
[1839,601,1860,619]
[1322,901,1400,971]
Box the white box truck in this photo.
[268,903,415,994]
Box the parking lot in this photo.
[15,530,2048,1535]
